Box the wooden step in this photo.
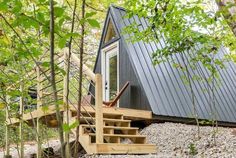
[80,124,138,135]
[103,118,131,127]
[95,143,157,154]
[80,117,130,122]
[74,111,124,119]
[76,117,131,127]
[79,135,157,154]
[89,133,146,144]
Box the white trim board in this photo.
[101,41,119,107]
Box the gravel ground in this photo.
[83,123,236,158]
[1,122,236,158]
[0,139,62,158]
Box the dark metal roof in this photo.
[107,5,236,123]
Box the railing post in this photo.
[63,48,71,157]
[5,96,10,158]
[19,83,24,158]
[36,66,42,158]
[95,74,103,143]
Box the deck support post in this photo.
[19,84,24,158]
[5,96,10,158]
[95,74,103,143]
[63,48,72,157]
[36,66,42,158]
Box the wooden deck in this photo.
[4,50,156,156]
[7,105,156,154]
[7,105,152,126]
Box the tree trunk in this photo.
[49,0,65,157]
[74,0,85,157]
[65,0,78,157]
[180,52,200,139]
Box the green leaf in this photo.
[12,0,22,14]
[41,62,50,68]
[0,2,8,11]
[63,120,79,133]
[85,12,96,18]
[231,54,236,63]
[0,102,5,110]
[7,89,21,97]
[54,7,65,17]
[63,123,70,133]
[57,67,66,76]
[42,105,49,113]
[58,33,80,48]
[66,33,80,38]
[42,21,50,35]
[70,120,80,129]
[58,37,67,48]
[37,12,45,22]
[57,100,63,105]
[87,19,100,28]
[31,47,41,58]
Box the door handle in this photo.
[105,81,108,90]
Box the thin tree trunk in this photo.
[65,0,78,157]
[210,54,218,145]
[74,0,85,157]
[49,0,65,157]
[180,52,200,139]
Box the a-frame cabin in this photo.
[94,5,236,125]
[5,4,236,158]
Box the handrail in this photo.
[6,68,36,91]
[5,47,104,154]
[64,49,96,83]
[6,53,63,91]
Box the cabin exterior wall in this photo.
[94,39,151,111]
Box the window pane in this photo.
[104,20,117,44]
[109,55,117,100]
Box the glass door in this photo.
[104,46,118,102]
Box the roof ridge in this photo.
[109,4,126,11]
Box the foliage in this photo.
[188,143,198,155]
[63,120,80,133]
[123,0,236,140]
[0,0,121,153]
[0,118,57,148]
[123,0,236,78]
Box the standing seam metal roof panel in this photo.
[109,5,236,123]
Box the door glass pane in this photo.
[109,55,117,100]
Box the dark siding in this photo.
[110,5,236,123]
[94,52,102,74]
[119,39,151,110]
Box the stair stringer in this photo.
[78,131,97,154]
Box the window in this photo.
[104,20,117,44]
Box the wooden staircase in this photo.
[5,50,157,157]
[70,112,156,154]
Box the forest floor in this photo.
[1,122,236,158]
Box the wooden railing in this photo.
[64,49,103,144]
[5,48,104,157]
